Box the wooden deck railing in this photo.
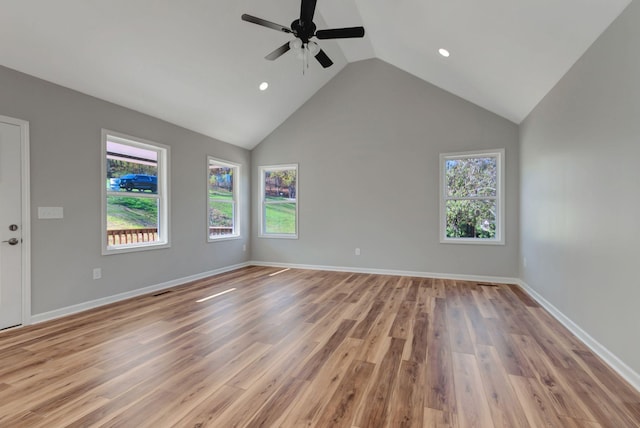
[108,226,234,245]
[108,228,158,245]
[209,226,234,236]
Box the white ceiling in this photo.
[0,0,631,149]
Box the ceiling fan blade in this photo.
[300,0,318,27]
[315,27,365,40]
[314,49,333,68]
[265,42,291,61]
[241,14,292,34]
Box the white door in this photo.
[0,119,23,330]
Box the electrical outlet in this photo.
[242,244,247,252]
[355,248,361,256]
[523,257,527,268]
[93,268,102,280]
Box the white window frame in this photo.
[207,156,240,242]
[439,149,505,245]
[259,164,298,239]
[101,129,171,254]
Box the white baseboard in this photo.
[249,260,519,285]
[30,262,251,325]
[515,279,640,393]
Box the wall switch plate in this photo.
[93,268,102,280]
[355,248,361,256]
[38,207,64,219]
[242,244,247,252]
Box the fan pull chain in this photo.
[302,43,309,75]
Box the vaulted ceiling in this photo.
[0,0,630,149]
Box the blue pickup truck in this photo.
[119,174,157,192]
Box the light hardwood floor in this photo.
[0,266,639,427]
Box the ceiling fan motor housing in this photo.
[291,19,316,42]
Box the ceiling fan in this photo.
[241,0,365,69]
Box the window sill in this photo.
[208,234,241,243]
[102,241,170,255]
[440,238,505,246]
[259,234,298,240]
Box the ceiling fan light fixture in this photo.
[290,38,306,59]
[307,41,320,56]
[438,48,450,58]
[289,38,303,51]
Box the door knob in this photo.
[1,238,19,245]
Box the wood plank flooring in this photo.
[1,266,639,427]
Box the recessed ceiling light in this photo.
[438,48,450,58]
[259,82,269,91]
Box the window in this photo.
[208,157,239,241]
[260,164,298,238]
[102,130,170,254]
[440,149,504,244]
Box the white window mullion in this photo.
[445,196,498,202]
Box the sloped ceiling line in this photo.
[0,0,630,149]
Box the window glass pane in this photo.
[209,201,234,237]
[208,159,238,240]
[445,199,496,239]
[107,141,158,194]
[106,195,159,245]
[264,169,297,201]
[265,203,296,234]
[104,132,169,253]
[261,165,297,237]
[209,165,234,196]
[446,157,497,197]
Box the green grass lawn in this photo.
[107,192,293,234]
[107,196,157,229]
[209,190,234,227]
[210,189,233,200]
[265,203,296,234]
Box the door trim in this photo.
[0,115,31,327]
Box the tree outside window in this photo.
[440,150,504,244]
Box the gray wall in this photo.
[0,65,250,315]
[252,59,519,277]
[520,2,640,373]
